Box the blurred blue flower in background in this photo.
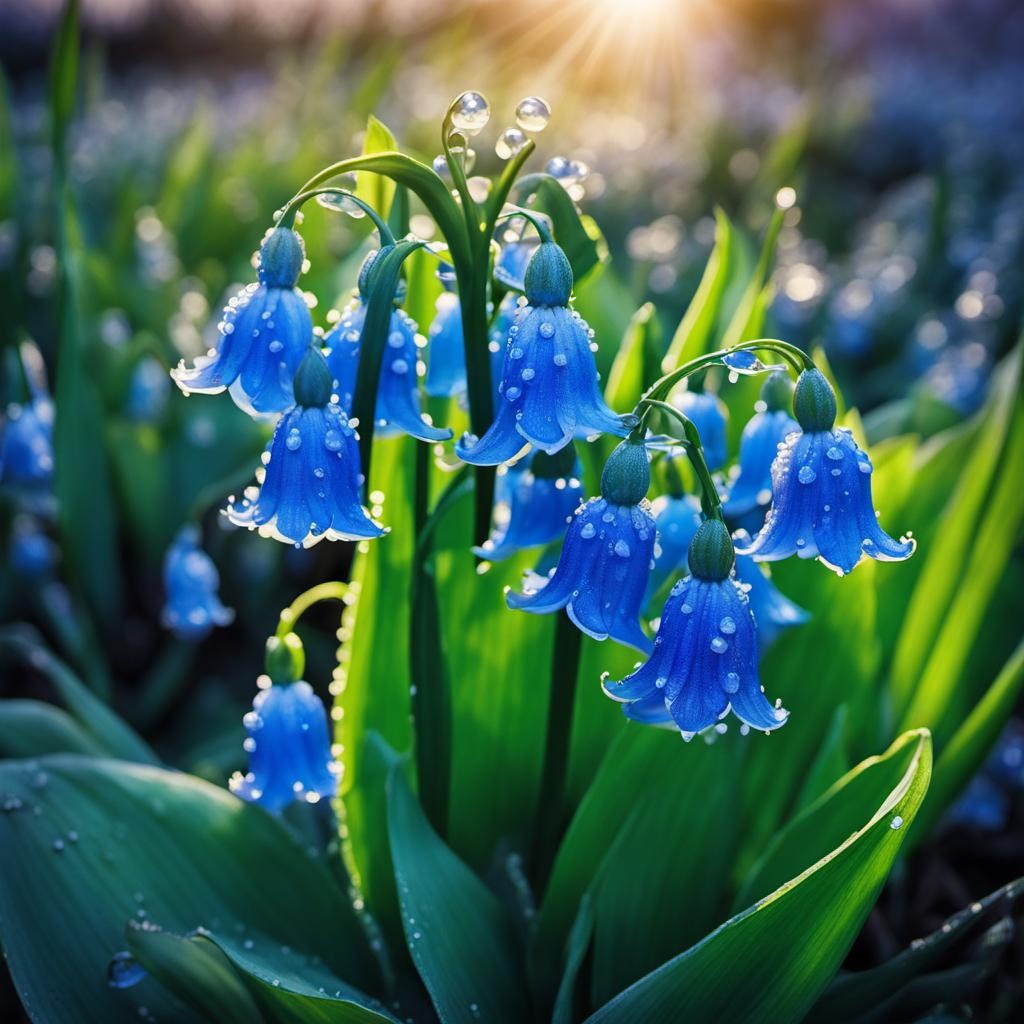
[737,368,915,575]
[425,290,466,399]
[230,680,339,812]
[124,355,171,422]
[734,556,809,650]
[171,226,312,417]
[473,446,583,561]
[160,525,234,641]
[325,299,452,442]
[507,439,654,652]
[0,395,54,489]
[645,491,702,604]
[457,242,627,464]
[947,721,1024,831]
[605,519,788,738]
[228,348,385,547]
[9,515,58,579]
[670,389,728,470]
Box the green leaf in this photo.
[660,208,734,371]
[807,877,1023,1022]
[890,345,1022,718]
[912,640,1024,840]
[387,766,530,1024]
[604,302,662,410]
[793,704,850,813]
[552,896,594,1024]
[0,699,106,758]
[586,729,931,1024]
[354,116,398,223]
[0,628,157,764]
[128,927,399,1024]
[719,206,784,351]
[0,755,381,1023]
[48,0,79,167]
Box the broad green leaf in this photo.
[48,0,79,167]
[0,756,381,1024]
[586,729,932,1024]
[660,208,734,372]
[890,345,1022,717]
[128,926,399,1024]
[807,877,1023,1022]
[387,766,530,1024]
[719,206,784,351]
[354,116,398,223]
[899,392,1024,739]
[912,640,1024,840]
[0,68,15,220]
[0,628,157,765]
[604,302,662,410]
[0,699,105,758]
[589,735,742,1006]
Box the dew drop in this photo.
[515,96,551,132]
[538,322,555,339]
[710,637,728,654]
[614,539,631,558]
[826,446,843,461]
[285,428,302,451]
[580,522,596,539]
[798,466,816,484]
[553,353,568,367]
[451,91,490,135]
[495,127,527,160]
[890,815,904,830]
[108,952,146,990]
[719,616,736,635]
[324,430,344,452]
[723,672,740,693]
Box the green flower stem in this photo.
[532,610,584,893]
[640,399,724,522]
[276,582,350,638]
[275,187,395,245]
[492,207,552,244]
[484,140,537,232]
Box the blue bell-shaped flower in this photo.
[230,634,339,812]
[604,519,788,738]
[9,515,58,579]
[671,389,728,471]
[456,242,628,464]
[324,293,451,443]
[425,290,467,399]
[227,348,385,547]
[645,491,702,604]
[124,356,171,423]
[507,438,655,652]
[493,237,538,292]
[734,555,808,650]
[172,226,313,417]
[0,395,54,488]
[735,368,915,576]
[160,525,234,641]
[724,374,799,518]
[473,445,583,561]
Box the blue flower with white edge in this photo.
[172,227,312,416]
[457,242,628,464]
[734,555,808,650]
[9,515,58,579]
[0,396,54,488]
[124,356,171,423]
[604,518,788,738]
[160,525,234,641]
[324,296,451,443]
[227,348,385,547]
[230,635,338,813]
[645,492,702,605]
[473,445,583,562]
[670,389,728,471]
[507,439,654,652]
[425,290,466,398]
[735,367,915,576]
[724,374,799,518]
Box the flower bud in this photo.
[760,371,795,414]
[793,367,837,432]
[688,518,735,582]
[292,347,333,408]
[265,632,306,684]
[258,227,305,288]
[600,439,650,506]
[524,241,573,307]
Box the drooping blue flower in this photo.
[457,242,628,465]
[324,297,451,443]
[724,375,799,518]
[227,348,385,547]
[671,389,728,470]
[645,492,702,604]
[734,555,809,649]
[160,525,234,641]
[9,515,58,579]
[604,519,788,738]
[507,439,654,652]
[473,446,583,561]
[736,368,915,576]
[0,396,54,488]
[493,237,539,292]
[426,290,466,398]
[124,356,171,423]
[171,227,312,416]
[230,681,339,813]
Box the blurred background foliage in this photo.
[1,0,1023,1020]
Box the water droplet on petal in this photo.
[710,637,728,654]
[798,465,816,484]
[723,672,740,693]
[539,322,555,339]
[614,539,631,557]
[580,522,596,539]
[285,428,302,451]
